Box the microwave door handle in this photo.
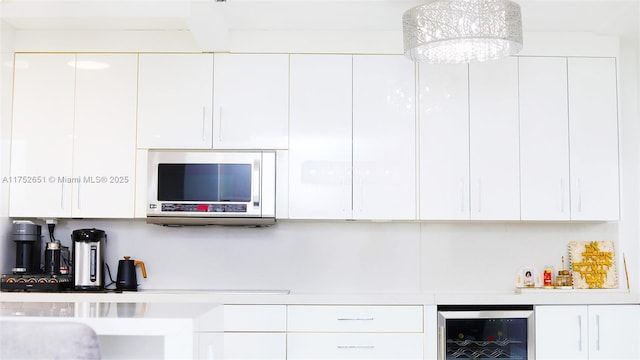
[252,159,260,207]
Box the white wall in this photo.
[16,218,620,293]
[618,42,640,293]
[421,222,618,292]
[39,219,423,293]
[0,20,15,274]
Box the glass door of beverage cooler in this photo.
[437,305,534,360]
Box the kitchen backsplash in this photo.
[0,219,620,293]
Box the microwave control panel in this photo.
[159,203,248,213]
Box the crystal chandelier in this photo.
[402,0,523,64]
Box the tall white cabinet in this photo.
[469,57,520,220]
[289,55,353,219]
[418,63,470,220]
[519,57,571,220]
[10,53,137,218]
[72,54,138,218]
[419,56,619,221]
[288,54,416,220]
[352,55,416,220]
[519,56,620,221]
[10,54,75,218]
[567,57,620,221]
[419,58,520,220]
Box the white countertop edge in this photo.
[1,289,638,305]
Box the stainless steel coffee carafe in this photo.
[72,228,106,291]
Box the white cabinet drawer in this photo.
[288,333,424,360]
[287,305,423,332]
[224,305,286,331]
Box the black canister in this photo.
[44,242,61,275]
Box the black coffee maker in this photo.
[11,221,42,274]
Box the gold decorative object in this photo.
[569,241,617,289]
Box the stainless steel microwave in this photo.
[146,150,276,226]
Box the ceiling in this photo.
[1,0,638,45]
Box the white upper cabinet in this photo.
[289,54,416,220]
[469,57,520,220]
[10,53,137,218]
[213,53,289,149]
[519,57,570,220]
[520,56,620,221]
[420,56,619,222]
[568,57,620,221]
[289,55,353,219]
[418,63,470,220]
[72,54,138,218]
[10,54,76,218]
[352,55,417,220]
[137,53,214,149]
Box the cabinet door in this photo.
[568,57,619,220]
[469,57,520,220]
[213,53,289,149]
[519,57,570,220]
[588,305,640,360]
[535,305,588,360]
[352,55,416,220]
[289,55,352,219]
[137,53,213,149]
[10,54,75,218]
[418,63,470,220]
[72,54,137,218]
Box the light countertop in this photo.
[1,288,638,306]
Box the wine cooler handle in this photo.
[438,326,445,360]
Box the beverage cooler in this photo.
[437,305,534,360]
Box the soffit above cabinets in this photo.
[1,0,638,49]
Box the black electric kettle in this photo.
[116,256,147,291]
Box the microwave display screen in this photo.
[157,164,252,202]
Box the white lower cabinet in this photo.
[206,304,425,359]
[535,305,640,360]
[288,333,424,360]
[288,305,424,360]
[213,305,287,360]
[224,333,287,359]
